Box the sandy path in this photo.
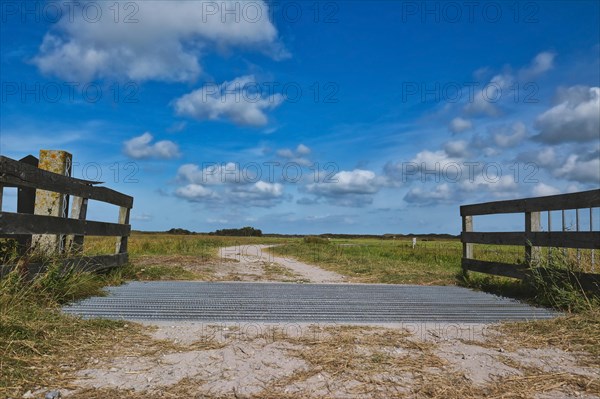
[219,244,346,283]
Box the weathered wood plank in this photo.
[115,206,130,254]
[461,215,473,276]
[525,211,541,265]
[461,189,600,216]
[0,156,133,208]
[462,258,529,280]
[462,231,600,249]
[463,259,600,292]
[66,196,88,253]
[0,211,130,237]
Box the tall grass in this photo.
[272,239,463,285]
[84,233,286,258]
[273,238,599,311]
[0,260,132,396]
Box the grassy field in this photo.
[271,238,464,285]
[1,233,599,397]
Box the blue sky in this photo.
[1,0,599,234]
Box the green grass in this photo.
[271,238,599,312]
[84,233,287,258]
[271,238,464,285]
[0,262,133,396]
[0,234,289,396]
[1,233,598,397]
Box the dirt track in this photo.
[219,244,346,283]
[57,246,599,398]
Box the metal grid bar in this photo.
[63,281,558,324]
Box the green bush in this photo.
[303,236,330,245]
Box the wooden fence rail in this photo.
[460,189,600,292]
[0,154,134,276]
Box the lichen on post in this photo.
[31,150,72,255]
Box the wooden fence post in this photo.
[16,156,39,254]
[66,196,88,254]
[31,150,72,255]
[115,206,130,257]
[462,215,473,275]
[525,211,540,266]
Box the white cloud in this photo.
[460,175,519,198]
[305,169,387,207]
[173,75,283,126]
[532,183,560,197]
[404,183,454,205]
[175,184,218,201]
[296,144,311,155]
[33,1,287,82]
[123,132,180,159]
[444,140,470,158]
[520,51,556,77]
[536,147,556,167]
[384,149,463,183]
[177,162,247,185]
[276,148,295,158]
[463,73,511,117]
[448,117,473,133]
[232,181,283,199]
[492,122,527,148]
[275,144,312,166]
[307,170,384,196]
[553,153,600,184]
[175,162,286,207]
[463,52,555,118]
[227,181,286,207]
[534,86,600,143]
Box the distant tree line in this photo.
[209,226,263,237]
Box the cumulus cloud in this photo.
[296,144,311,155]
[463,73,509,117]
[384,149,464,183]
[520,51,556,78]
[533,86,600,143]
[535,147,557,167]
[175,162,287,207]
[404,183,454,205]
[177,162,249,185]
[175,184,218,201]
[173,75,284,126]
[443,140,470,158]
[229,181,284,207]
[516,147,556,168]
[492,122,527,148]
[448,117,473,133]
[307,170,383,196]
[276,148,294,158]
[305,169,387,207]
[460,175,520,198]
[33,1,287,82]
[553,152,600,184]
[463,52,556,118]
[276,144,312,166]
[123,132,180,159]
[532,183,560,197]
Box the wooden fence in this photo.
[460,189,600,292]
[0,155,133,276]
